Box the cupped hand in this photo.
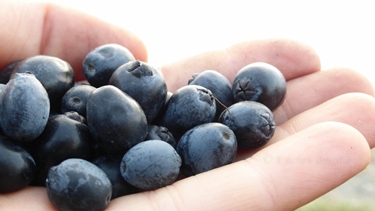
[1,1,375,211]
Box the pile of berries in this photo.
[0,43,286,211]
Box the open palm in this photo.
[1,1,375,211]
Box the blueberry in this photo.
[144,125,176,148]
[120,140,181,190]
[0,73,49,143]
[0,135,36,193]
[0,60,20,84]
[218,101,276,149]
[232,62,286,111]
[176,122,237,176]
[11,55,75,111]
[160,85,216,138]
[86,85,147,157]
[30,113,92,186]
[46,158,112,211]
[92,156,138,199]
[61,84,96,118]
[63,111,87,125]
[82,44,135,87]
[188,70,234,120]
[152,91,173,124]
[109,60,167,123]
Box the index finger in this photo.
[160,38,321,92]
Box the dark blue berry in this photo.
[176,122,237,176]
[218,101,276,149]
[160,85,216,138]
[232,62,286,111]
[0,60,20,84]
[86,85,147,157]
[46,158,112,211]
[120,140,181,190]
[109,60,167,123]
[0,73,49,143]
[188,70,234,120]
[144,125,176,148]
[0,135,36,193]
[61,84,96,118]
[92,156,138,199]
[11,55,75,111]
[30,113,92,186]
[82,44,135,87]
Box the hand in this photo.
[1,1,375,211]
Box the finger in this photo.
[107,122,370,211]
[274,67,375,124]
[234,92,375,160]
[160,38,321,92]
[0,186,56,211]
[276,93,375,147]
[0,0,148,81]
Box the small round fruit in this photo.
[82,44,135,87]
[109,60,167,123]
[218,101,276,149]
[0,73,50,143]
[61,84,96,117]
[120,140,181,190]
[0,60,20,84]
[30,113,92,186]
[86,85,147,157]
[11,55,75,111]
[46,158,112,211]
[188,70,234,120]
[232,62,286,111]
[144,125,176,148]
[92,156,138,199]
[160,85,216,138]
[0,135,36,193]
[176,122,237,176]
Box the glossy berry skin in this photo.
[0,135,36,193]
[82,44,135,87]
[86,85,147,157]
[0,73,50,143]
[61,84,96,118]
[218,101,276,149]
[160,85,216,138]
[46,158,112,211]
[188,70,234,120]
[144,125,176,148]
[11,55,75,111]
[232,62,286,111]
[30,113,92,186]
[176,122,237,176]
[109,60,167,123]
[120,140,181,190]
[92,156,138,199]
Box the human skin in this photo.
[1,1,375,211]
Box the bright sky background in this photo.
[50,0,375,85]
